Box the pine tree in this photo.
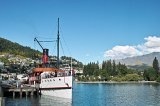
[153,57,159,75]
[106,60,112,75]
[112,60,117,76]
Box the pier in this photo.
[1,84,40,98]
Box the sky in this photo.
[0,0,160,64]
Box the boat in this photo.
[28,18,73,99]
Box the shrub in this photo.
[111,77,122,82]
[156,76,160,82]
[124,74,140,81]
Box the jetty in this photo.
[1,83,40,98]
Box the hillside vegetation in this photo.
[77,57,160,82]
[0,37,41,58]
[0,37,83,69]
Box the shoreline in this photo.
[74,81,159,84]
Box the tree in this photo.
[117,62,127,76]
[143,67,157,81]
[112,60,117,76]
[83,62,99,76]
[100,69,110,81]
[102,60,112,76]
[152,57,159,76]
[106,60,112,75]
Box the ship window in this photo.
[53,79,55,81]
[59,79,61,81]
[45,80,46,82]
[48,80,49,82]
[50,79,52,81]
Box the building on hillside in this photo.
[74,68,83,75]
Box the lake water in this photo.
[2,82,160,106]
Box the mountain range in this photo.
[116,52,160,66]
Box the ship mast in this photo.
[57,18,60,69]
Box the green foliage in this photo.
[83,62,99,76]
[111,77,123,82]
[111,74,142,82]
[153,57,159,75]
[100,69,110,81]
[124,74,142,81]
[0,37,41,58]
[79,56,160,82]
[0,57,9,65]
[80,76,87,82]
[102,60,118,76]
[143,57,160,81]
[112,60,117,75]
[156,76,160,82]
[81,59,143,82]
[143,67,157,81]
[93,69,99,76]
[117,62,127,76]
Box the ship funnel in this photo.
[42,49,49,64]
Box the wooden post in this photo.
[26,91,28,98]
[40,88,41,95]
[13,91,15,98]
[20,88,22,98]
[31,88,34,96]
[0,97,1,106]
[36,89,39,96]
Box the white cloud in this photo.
[144,36,160,48]
[104,36,160,59]
[104,45,141,59]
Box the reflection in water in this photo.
[73,82,160,106]
[2,83,160,106]
[0,97,5,106]
[0,83,72,106]
[0,86,5,106]
[5,95,72,106]
[39,95,72,106]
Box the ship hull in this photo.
[40,76,72,99]
[40,89,72,99]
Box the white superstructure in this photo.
[29,68,73,99]
[40,75,72,99]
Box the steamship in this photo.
[28,18,73,99]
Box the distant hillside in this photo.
[0,37,83,68]
[116,52,160,66]
[127,64,151,71]
[60,56,83,68]
[0,37,41,58]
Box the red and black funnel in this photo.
[42,49,49,64]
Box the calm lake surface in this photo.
[2,82,160,106]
